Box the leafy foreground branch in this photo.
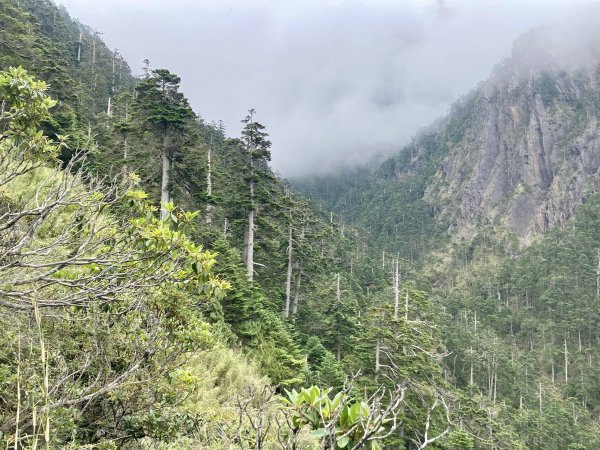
[230,373,450,450]
[0,67,230,447]
[0,67,229,311]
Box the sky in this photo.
[59,0,590,177]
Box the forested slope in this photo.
[0,1,483,448]
[294,23,600,450]
[4,0,600,448]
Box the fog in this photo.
[60,0,591,176]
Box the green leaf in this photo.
[348,402,361,424]
[337,435,350,448]
[360,401,370,417]
[340,405,349,428]
[310,428,326,438]
[332,392,343,410]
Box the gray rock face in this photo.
[425,60,600,242]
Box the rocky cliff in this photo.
[423,26,600,242]
[294,22,600,248]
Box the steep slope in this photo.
[294,23,600,449]
[0,0,135,138]
[427,48,600,242]
[296,24,600,244]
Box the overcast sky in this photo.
[60,0,590,176]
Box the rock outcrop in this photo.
[423,26,600,242]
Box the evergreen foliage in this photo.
[4,1,600,448]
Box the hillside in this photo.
[0,1,463,449]
[3,0,600,449]
[296,25,600,243]
[294,24,600,449]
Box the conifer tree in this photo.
[240,108,272,281]
[134,69,195,218]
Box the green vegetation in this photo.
[0,2,458,448]
[3,0,600,448]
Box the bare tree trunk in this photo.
[284,225,293,318]
[493,370,497,404]
[393,259,400,320]
[206,140,215,224]
[375,335,381,383]
[564,337,569,384]
[470,348,474,385]
[405,290,409,321]
[539,381,543,415]
[596,248,600,301]
[246,207,254,281]
[14,336,21,449]
[292,267,302,322]
[244,144,256,280]
[111,50,117,94]
[488,362,492,396]
[336,273,341,361]
[77,31,82,63]
[92,35,97,65]
[206,142,212,195]
[160,125,171,220]
[519,394,523,410]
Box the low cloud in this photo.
[61,0,591,176]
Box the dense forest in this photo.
[1,0,600,449]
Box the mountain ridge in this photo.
[295,24,600,245]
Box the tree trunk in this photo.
[470,348,474,385]
[111,51,116,94]
[564,338,569,384]
[77,31,82,63]
[519,394,523,410]
[493,371,497,404]
[284,225,293,318]
[160,125,171,221]
[336,273,341,361]
[244,149,255,280]
[92,36,97,65]
[596,248,600,301]
[292,267,302,322]
[375,335,381,383]
[206,142,214,224]
[393,259,400,320]
[539,381,543,415]
[246,208,254,281]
